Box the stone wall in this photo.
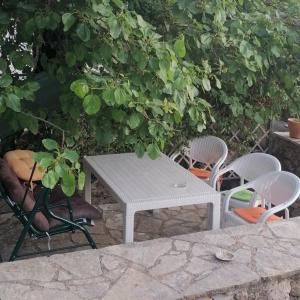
[269,132,300,217]
[0,218,300,300]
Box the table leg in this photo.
[208,200,220,230]
[84,164,92,204]
[124,207,135,243]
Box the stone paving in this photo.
[0,180,209,261]
[0,217,300,299]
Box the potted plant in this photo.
[288,117,300,139]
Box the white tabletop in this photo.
[84,153,219,205]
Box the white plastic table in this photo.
[83,153,221,243]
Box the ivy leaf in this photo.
[0,74,12,88]
[127,112,143,129]
[70,79,89,98]
[42,170,59,189]
[62,13,76,32]
[6,94,21,112]
[76,23,91,42]
[174,36,186,58]
[42,138,59,151]
[62,149,79,163]
[78,171,85,190]
[83,94,101,115]
[61,173,76,196]
[147,143,160,160]
[202,77,211,91]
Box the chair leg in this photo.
[9,191,46,261]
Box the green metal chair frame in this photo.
[0,163,97,262]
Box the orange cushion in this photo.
[233,207,281,224]
[189,168,211,180]
[4,150,44,182]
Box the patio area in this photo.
[0,179,209,262]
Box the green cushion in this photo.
[232,190,253,202]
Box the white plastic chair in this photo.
[223,171,300,226]
[211,153,281,207]
[172,136,228,186]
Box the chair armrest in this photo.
[223,183,252,212]
[258,203,290,223]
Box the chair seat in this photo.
[33,185,101,228]
[189,168,211,180]
[233,207,281,224]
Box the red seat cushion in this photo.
[189,168,211,180]
[233,207,281,224]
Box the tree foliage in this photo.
[131,0,300,138]
[0,0,211,193]
[0,0,299,194]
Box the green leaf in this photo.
[200,33,212,46]
[66,52,76,67]
[96,128,116,145]
[134,143,145,158]
[114,87,127,105]
[0,74,12,88]
[26,118,39,134]
[112,0,124,9]
[147,143,160,160]
[39,157,53,168]
[108,17,121,39]
[127,112,143,129]
[78,171,85,190]
[112,109,126,122]
[202,77,211,91]
[0,58,7,72]
[70,79,89,98]
[62,149,79,163]
[61,173,76,196]
[174,36,186,58]
[32,152,54,162]
[35,14,48,29]
[26,81,40,92]
[62,13,76,32]
[42,139,59,151]
[55,163,68,177]
[102,88,115,105]
[0,11,10,24]
[6,94,21,112]
[76,23,91,42]
[42,170,59,189]
[83,94,101,115]
[271,45,280,58]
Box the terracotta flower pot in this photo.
[288,118,300,139]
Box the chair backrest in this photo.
[249,171,300,208]
[188,136,228,169]
[212,153,281,189]
[0,158,50,232]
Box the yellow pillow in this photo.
[4,150,44,182]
